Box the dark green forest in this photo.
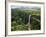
[11,8,41,31]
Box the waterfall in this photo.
[28,15,31,30]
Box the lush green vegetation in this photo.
[11,8,41,31]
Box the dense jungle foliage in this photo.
[11,8,41,31]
